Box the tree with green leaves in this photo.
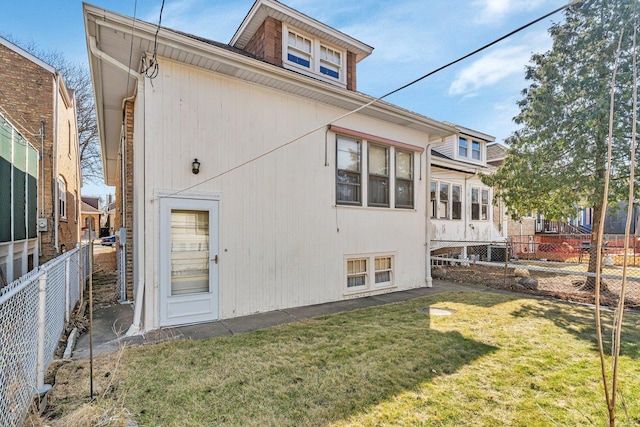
[482,0,638,288]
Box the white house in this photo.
[84,0,492,333]
[428,124,507,259]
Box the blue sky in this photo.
[0,0,567,198]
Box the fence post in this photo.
[65,256,71,323]
[36,272,47,391]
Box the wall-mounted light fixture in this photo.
[192,158,200,174]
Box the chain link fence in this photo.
[0,243,90,427]
[431,235,640,309]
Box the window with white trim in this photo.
[320,45,341,79]
[345,253,394,291]
[336,136,361,205]
[347,258,367,288]
[287,30,312,68]
[458,136,484,162]
[368,144,389,207]
[451,184,462,220]
[395,150,413,209]
[430,180,462,220]
[458,137,468,158]
[374,256,392,285]
[336,134,416,209]
[58,176,67,219]
[472,141,481,160]
[471,187,490,221]
[283,24,346,86]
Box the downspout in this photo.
[53,73,60,254]
[425,142,436,287]
[39,121,45,257]
[88,35,146,334]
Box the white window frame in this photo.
[58,176,67,219]
[282,24,347,88]
[430,180,463,220]
[471,186,491,221]
[344,253,395,294]
[395,149,414,209]
[336,136,362,206]
[457,136,484,163]
[336,132,417,210]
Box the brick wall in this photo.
[244,17,282,67]
[347,51,356,91]
[116,100,135,299]
[0,42,80,263]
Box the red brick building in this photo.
[0,37,81,282]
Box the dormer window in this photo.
[457,136,484,163]
[287,31,312,68]
[320,45,341,79]
[283,24,346,87]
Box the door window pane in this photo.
[171,210,209,295]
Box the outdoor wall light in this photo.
[192,158,200,174]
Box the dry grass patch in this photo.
[38,292,640,426]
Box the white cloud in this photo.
[472,0,547,24]
[448,30,552,96]
[449,46,530,96]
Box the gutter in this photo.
[88,35,146,335]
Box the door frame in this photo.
[158,194,220,327]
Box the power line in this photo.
[161,0,581,198]
[143,0,165,80]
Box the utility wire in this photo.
[162,0,581,198]
[143,0,165,79]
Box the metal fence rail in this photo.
[0,243,90,427]
[431,236,640,309]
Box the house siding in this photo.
[142,57,429,326]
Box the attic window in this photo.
[283,24,346,87]
[287,31,312,68]
[458,136,484,163]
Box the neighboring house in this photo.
[429,125,505,253]
[84,0,480,332]
[80,200,102,240]
[0,37,81,282]
[0,113,39,285]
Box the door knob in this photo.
[213,255,219,264]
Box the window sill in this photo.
[335,204,417,213]
[344,284,397,298]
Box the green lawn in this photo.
[51,292,640,426]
